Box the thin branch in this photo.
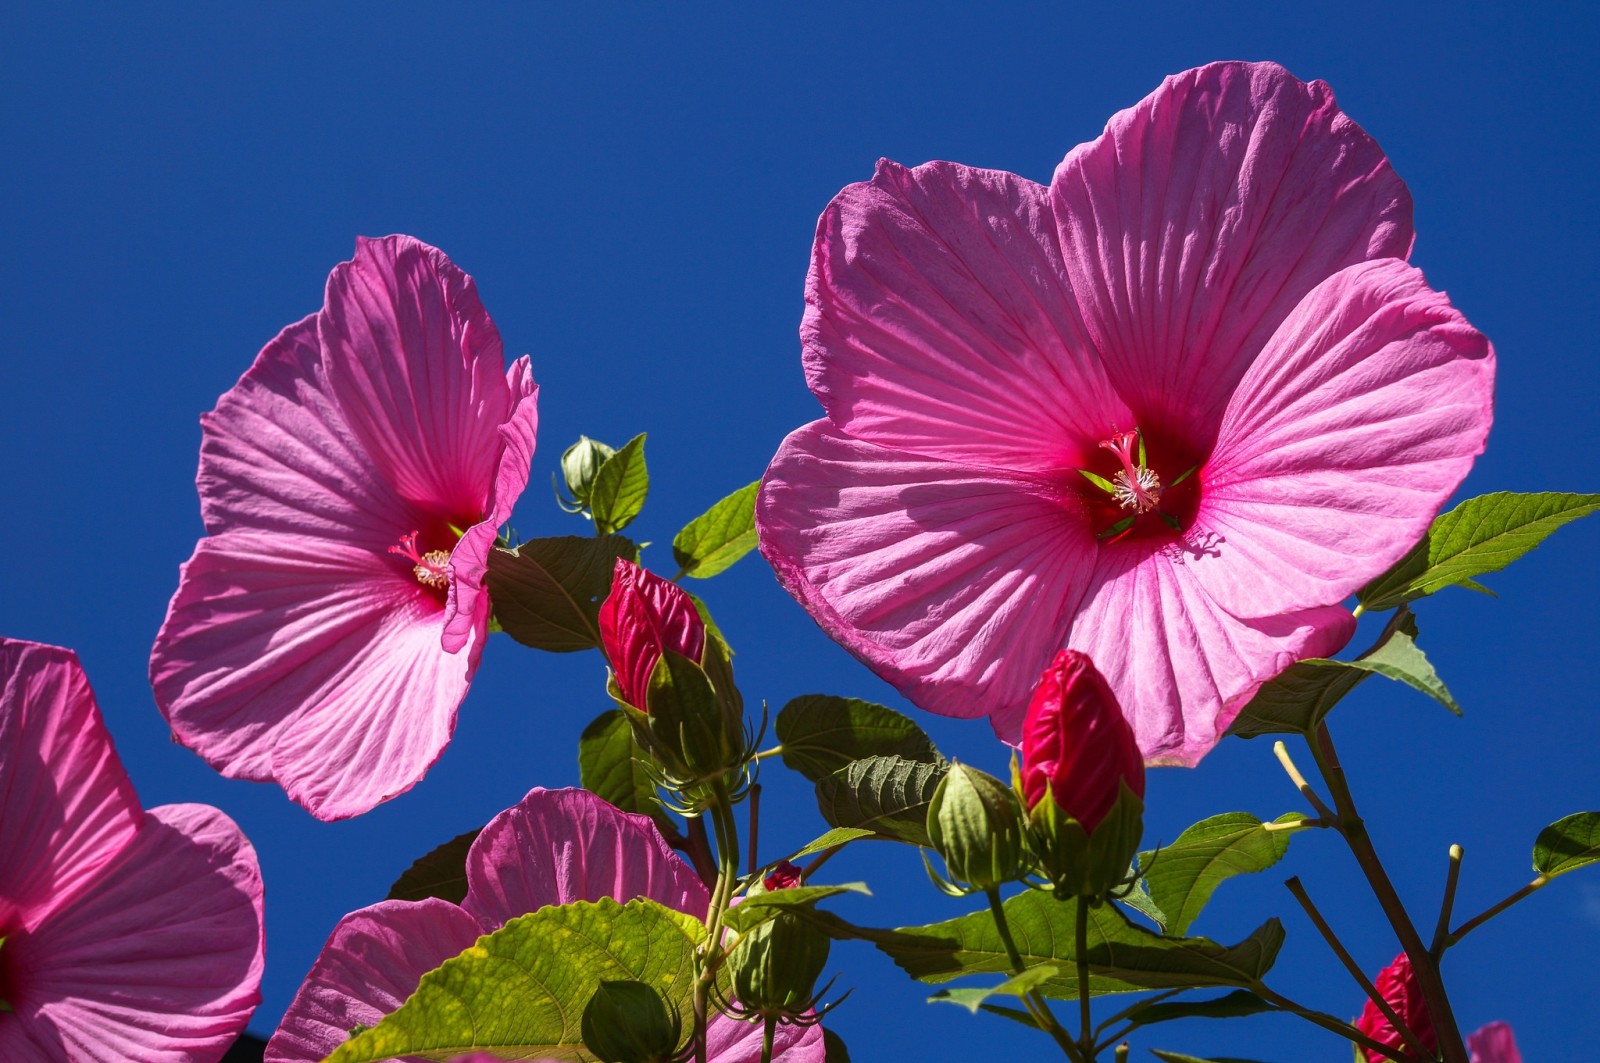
[1446,875,1548,949]
[1272,740,1337,823]
[1429,845,1465,959]
[747,784,762,877]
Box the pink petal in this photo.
[266,898,482,1063]
[3,804,264,1063]
[1468,1021,1523,1063]
[0,639,141,933]
[151,533,473,821]
[1066,541,1356,763]
[443,358,539,653]
[1196,259,1495,618]
[462,787,708,931]
[758,421,1096,727]
[196,312,412,542]
[1051,60,1414,431]
[707,1014,826,1062]
[319,235,515,527]
[804,159,1127,473]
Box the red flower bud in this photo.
[1019,650,1145,832]
[597,559,706,709]
[763,860,803,892]
[1356,952,1438,1062]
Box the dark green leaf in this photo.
[820,892,1283,998]
[386,828,482,905]
[672,480,760,578]
[1140,814,1303,937]
[777,695,943,784]
[1359,491,1600,610]
[814,755,948,846]
[822,1027,852,1063]
[1119,989,1274,1030]
[590,433,649,535]
[725,883,870,932]
[326,898,702,1062]
[487,535,635,652]
[577,709,661,821]
[1533,811,1600,878]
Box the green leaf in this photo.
[1227,609,1459,738]
[1115,875,1170,933]
[1149,1052,1276,1063]
[834,891,1283,998]
[486,535,635,652]
[1533,811,1600,878]
[1119,989,1274,1031]
[725,883,871,932]
[672,480,760,578]
[928,965,1058,1013]
[1359,491,1600,610]
[776,695,944,784]
[386,829,482,905]
[326,897,702,1062]
[577,709,661,821]
[822,1027,852,1063]
[1140,814,1302,937]
[814,755,948,846]
[787,826,876,861]
[589,433,649,535]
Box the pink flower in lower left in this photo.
[0,638,266,1062]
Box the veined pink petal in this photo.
[1065,541,1355,763]
[462,787,708,932]
[1051,60,1414,431]
[266,898,483,1063]
[707,1014,826,1062]
[443,358,539,653]
[804,159,1126,473]
[1197,259,1494,617]
[759,421,1096,725]
[0,640,141,933]
[4,804,264,1063]
[151,533,471,821]
[1467,1021,1522,1063]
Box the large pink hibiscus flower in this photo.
[267,787,823,1062]
[0,638,265,1062]
[150,235,539,819]
[758,61,1495,763]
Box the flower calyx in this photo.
[721,910,841,1029]
[581,979,685,1063]
[924,761,1030,896]
[556,434,617,515]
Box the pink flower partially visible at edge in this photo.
[267,788,823,1063]
[1468,1021,1522,1063]
[150,235,539,820]
[1356,952,1437,1061]
[599,558,707,709]
[757,61,1494,764]
[0,638,265,1062]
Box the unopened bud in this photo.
[728,912,832,1019]
[581,979,681,1063]
[763,860,803,892]
[926,762,1028,892]
[561,435,616,509]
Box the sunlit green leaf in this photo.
[928,965,1058,1013]
[1140,814,1303,937]
[787,827,876,861]
[1533,811,1600,878]
[672,480,760,578]
[725,882,870,932]
[590,434,649,535]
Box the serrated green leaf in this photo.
[776,695,944,784]
[672,480,759,579]
[1228,609,1458,737]
[1140,814,1302,938]
[1359,491,1600,610]
[386,828,482,905]
[787,827,876,861]
[835,892,1283,998]
[577,709,661,822]
[928,965,1058,1013]
[1533,811,1600,878]
[725,883,871,932]
[590,433,649,535]
[1119,989,1275,1031]
[326,897,703,1062]
[486,535,635,652]
[814,755,948,846]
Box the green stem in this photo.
[984,887,1083,1061]
[1308,723,1467,1063]
[694,783,742,1063]
[1444,875,1547,950]
[1075,898,1093,1059]
[1429,845,1465,960]
[760,1015,776,1063]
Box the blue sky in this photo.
[3,2,1597,1058]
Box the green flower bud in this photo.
[728,912,832,1018]
[581,979,681,1063]
[926,761,1029,892]
[560,435,616,509]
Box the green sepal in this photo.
[1029,782,1144,899]
[646,650,736,782]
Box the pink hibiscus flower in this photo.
[758,61,1494,762]
[0,638,265,1062]
[150,235,539,819]
[267,787,823,1062]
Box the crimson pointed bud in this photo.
[1020,650,1145,832]
[1356,952,1438,1062]
[763,860,803,892]
[598,558,706,710]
